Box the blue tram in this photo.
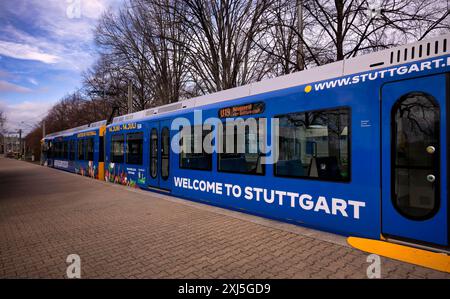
[43,34,450,260]
[42,120,106,180]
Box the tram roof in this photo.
[44,120,107,139]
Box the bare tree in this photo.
[257,0,312,75]
[83,55,130,115]
[95,5,155,111]
[303,0,450,61]
[93,0,192,109]
[259,0,450,74]
[24,125,43,160]
[132,0,191,105]
[42,92,110,134]
[169,0,273,93]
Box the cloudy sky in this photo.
[0,0,122,134]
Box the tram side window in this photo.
[218,120,264,174]
[161,127,170,180]
[126,132,143,165]
[111,134,124,163]
[180,126,212,170]
[69,140,75,161]
[150,129,158,179]
[53,142,57,158]
[86,138,94,161]
[48,143,53,158]
[63,141,68,159]
[78,139,84,160]
[56,142,62,159]
[99,137,104,163]
[275,107,350,181]
[53,142,58,158]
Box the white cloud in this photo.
[28,78,38,86]
[81,0,111,19]
[0,80,32,93]
[0,100,54,133]
[0,40,60,64]
[0,0,122,68]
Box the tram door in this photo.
[148,120,172,191]
[381,74,448,247]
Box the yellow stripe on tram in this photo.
[347,237,450,273]
[98,125,106,181]
[98,162,105,181]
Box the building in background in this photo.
[2,135,23,157]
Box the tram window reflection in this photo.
[126,132,143,165]
[180,126,212,171]
[111,134,124,163]
[275,107,350,182]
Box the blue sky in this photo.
[0,0,122,134]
